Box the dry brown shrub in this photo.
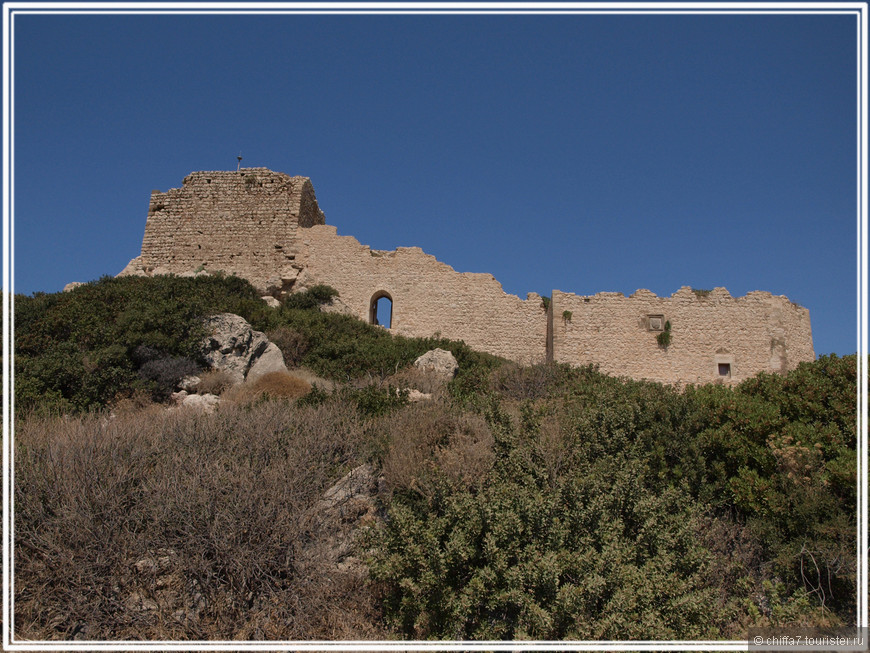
[14,400,389,641]
[223,372,312,406]
[194,369,236,395]
[490,361,566,400]
[109,388,156,414]
[266,326,308,367]
[289,367,336,392]
[251,371,311,399]
[387,365,447,396]
[380,402,493,497]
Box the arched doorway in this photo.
[369,291,393,328]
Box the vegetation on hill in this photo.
[14,275,499,414]
[12,274,858,641]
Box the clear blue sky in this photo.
[11,7,859,356]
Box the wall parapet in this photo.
[550,286,813,384]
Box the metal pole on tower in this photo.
[237,154,243,171]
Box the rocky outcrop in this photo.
[201,313,287,384]
[414,348,459,379]
[303,464,381,575]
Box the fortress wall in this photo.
[551,287,815,384]
[135,169,324,291]
[118,169,817,383]
[298,225,549,363]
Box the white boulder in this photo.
[201,313,288,384]
[414,348,459,379]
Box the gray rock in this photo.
[201,313,287,384]
[178,375,200,392]
[246,343,287,382]
[261,296,280,308]
[181,393,220,413]
[414,348,458,378]
[63,281,85,292]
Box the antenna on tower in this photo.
[236,153,243,171]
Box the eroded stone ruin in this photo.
[120,168,815,385]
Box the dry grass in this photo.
[14,401,390,641]
[387,365,448,396]
[194,369,236,395]
[223,372,312,405]
[290,367,336,392]
[108,388,156,415]
[380,402,493,498]
[250,371,311,398]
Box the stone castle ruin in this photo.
[120,168,815,385]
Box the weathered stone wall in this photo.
[121,168,324,293]
[550,287,815,384]
[119,168,816,382]
[297,225,549,363]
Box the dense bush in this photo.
[281,284,338,310]
[15,401,385,640]
[138,356,200,401]
[369,356,857,639]
[14,274,270,413]
[15,275,504,414]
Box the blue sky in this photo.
[11,7,859,356]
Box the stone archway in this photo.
[369,291,393,328]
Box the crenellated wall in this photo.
[550,287,814,384]
[119,169,815,383]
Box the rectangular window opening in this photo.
[718,363,731,377]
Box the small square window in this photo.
[648,315,664,331]
[718,363,731,377]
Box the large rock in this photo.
[181,393,220,413]
[414,348,458,379]
[201,313,287,384]
[246,343,288,382]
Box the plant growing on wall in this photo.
[541,296,551,311]
[657,320,672,348]
[562,310,572,323]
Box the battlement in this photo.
[120,169,814,384]
[551,287,813,384]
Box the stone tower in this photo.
[119,168,325,293]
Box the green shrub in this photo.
[15,274,269,413]
[281,284,339,311]
[656,320,672,348]
[370,398,719,640]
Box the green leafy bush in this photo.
[282,284,338,311]
[15,274,269,413]
[370,399,719,640]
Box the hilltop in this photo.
[13,274,856,641]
